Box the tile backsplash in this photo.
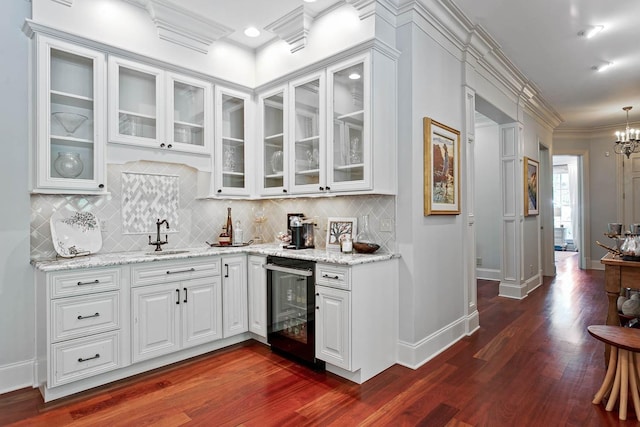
[31,161,396,259]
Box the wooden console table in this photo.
[601,253,640,326]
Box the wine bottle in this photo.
[226,207,233,243]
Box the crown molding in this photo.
[264,5,315,53]
[51,0,73,6]
[122,0,233,54]
[345,0,376,19]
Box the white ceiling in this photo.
[172,0,640,130]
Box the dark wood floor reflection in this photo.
[1,253,633,426]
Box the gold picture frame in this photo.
[524,157,539,216]
[423,117,461,215]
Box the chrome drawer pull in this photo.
[322,274,340,280]
[166,267,195,275]
[77,279,100,286]
[77,312,100,320]
[78,353,100,363]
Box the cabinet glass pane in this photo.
[49,48,95,181]
[332,62,364,183]
[118,67,157,139]
[263,92,284,189]
[294,80,320,186]
[222,94,245,188]
[173,81,204,147]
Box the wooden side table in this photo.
[588,325,640,420]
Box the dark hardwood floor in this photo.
[1,252,633,426]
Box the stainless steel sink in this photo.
[144,250,190,256]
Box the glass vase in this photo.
[355,214,373,243]
[54,152,84,178]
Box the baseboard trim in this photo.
[396,316,467,370]
[590,258,604,270]
[476,268,500,281]
[0,359,35,395]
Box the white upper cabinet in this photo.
[258,86,289,196]
[289,71,326,194]
[327,53,371,192]
[166,73,213,154]
[108,57,212,155]
[108,56,164,148]
[213,87,252,196]
[34,35,106,194]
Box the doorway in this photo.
[552,155,585,268]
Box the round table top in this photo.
[588,325,640,352]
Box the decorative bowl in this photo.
[353,242,380,254]
[52,112,88,136]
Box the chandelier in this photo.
[614,106,640,158]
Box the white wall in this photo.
[396,21,466,365]
[474,122,501,276]
[0,1,34,393]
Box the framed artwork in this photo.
[423,117,461,215]
[524,157,539,216]
[326,217,357,250]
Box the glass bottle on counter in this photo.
[226,207,233,242]
[233,220,243,245]
[355,214,373,243]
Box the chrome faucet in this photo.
[148,219,169,251]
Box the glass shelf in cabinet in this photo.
[51,91,94,109]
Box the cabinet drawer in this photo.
[51,267,121,298]
[50,330,120,387]
[51,292,120,342]
[132,257,220,287]
[316,263,351,290]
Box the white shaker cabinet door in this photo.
[247,255,267,338]
[315,285,351,370]
[181,276,222,348]
[131,283,180,363]
[222,255,248,338]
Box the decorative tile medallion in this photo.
[121,172,179,234]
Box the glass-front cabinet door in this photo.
[289,71,325,194]
[108,56,164,148]
[259,86,288,195]
[214,87,251,196]
[327,53,371,192]
[166,73,212,154]
[35,35,106,193]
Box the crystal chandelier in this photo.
[614,106,640,158]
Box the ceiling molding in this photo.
[131,0,234,54]
[264,5,315,53]
[50,0,73,6]
[344,0,376,19]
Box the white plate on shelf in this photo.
[50,210,102,258]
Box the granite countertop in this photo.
[31,243,399,272]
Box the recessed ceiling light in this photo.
[578,25,604,39]
[592,61,613,72]
[244,27,260,38]
[348,73,361,80]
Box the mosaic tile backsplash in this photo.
[31,161,396,260]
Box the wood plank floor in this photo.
[1,253,635,426]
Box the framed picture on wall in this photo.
[524,157,539,216]
[326,217,357,250]
[423,117,461,215]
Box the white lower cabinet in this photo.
[131,262,222,363]
[315,259,398,383]
[222,255,248,337]
[36,266,126,390]
[247,255,267,338]
[316,285,351,370]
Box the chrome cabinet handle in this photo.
[166,268,195,275]
[77,279,99,286]
[77,312,100,320]
[322,274,340,280]
[78,353,100,363]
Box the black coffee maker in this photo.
[287,214,314,249]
